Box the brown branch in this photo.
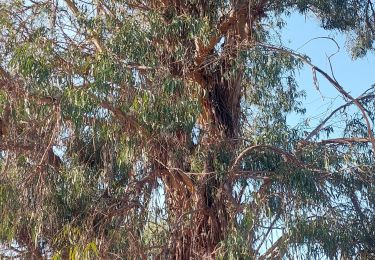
[231,144,331,181]
[122,62,154,71]
[98,99,147,135]
[231,144,305,171]
[63,0,79,15]
[254,212,282,257]
[306,94,375,141]
[0,143,34,153]
[317,137,373,145]
[38,106,61,166]
[230,170,273,181]
[64,0,104,52]
[153,158,195,193]
[195,1,267,64]
[29,92,146,136]
[315,65,374,142]
[258,233,289,260]
[0,141,62,170]
[258,43,375,156]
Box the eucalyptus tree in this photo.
[1,0,375,259]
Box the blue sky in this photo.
[282,13,375,129]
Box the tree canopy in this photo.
[1,0,375,259]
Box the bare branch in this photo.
[258,43,375,156]
[258,233,289,260]
[254,212,282,257]
[306,93,375,141]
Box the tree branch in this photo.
[231,144,305,171]
[306,93,375,141]
[317,137,374,145]
[258,43,375,156]
[258,233,289,260]
[195,0,267,64]
[64,0,104,52]
[254,212,282,257]
[99,99,148,136]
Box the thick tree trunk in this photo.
[163,63,242,258]
[158,2,255,257]
[163,152,231,259]
[193,152,228,258]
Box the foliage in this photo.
[0,0,375,259]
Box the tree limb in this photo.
[64,0,104,52]
[258,233,289,260]
[231,144,305,171]
[195,0,267,64]
[306,94,375,141]
[258,43,375,156]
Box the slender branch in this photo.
[38,106,61,166]
[122,62,154,71]
[231,144,331,180]
[231,144,304,171]
[254,212,281,257]
[306,94,375,141]
[230,170,273,181]
[258,233,289,260]
[64,0,104,52]
[0,143,34,152]
[318,137,373,145]
[63,0,79,15]
[258,43,375,155]
[99,99,147,135]
[153,158,195,193]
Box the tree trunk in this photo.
[158,2,251,257]
[163,61,242,258]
